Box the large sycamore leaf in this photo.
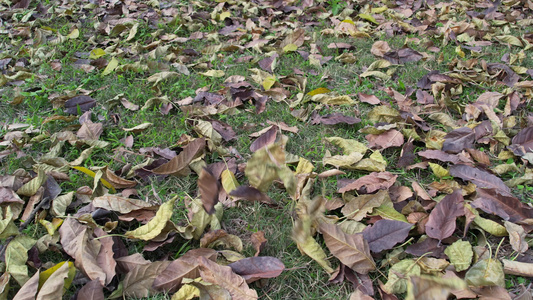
[198,256,259,300]
[153,248,217,293]
[319,223,375,274]
[425,190,464,241]
[123,261,171,298]
[406,275,466,300]
[228,257,285,283]
[444,240,473,272]
[362,219,412,253]
[125,196,177,240]
[472,188,533,224]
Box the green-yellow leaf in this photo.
[371,6,388,13]
[444,240,473,272]
[89,48,106,59]
[38,261,76,292]
[465,258,505,287]
[372,203,408,222]
[283,43,298,53]
[5,235,36,286]
[221,169,239,195]
[102,57,119,76]
[125,196,177,240]
[325,137,368,155]
[358,13,378,24]
[428,162,450,178]
[306,87,330,96]
[16,168,46,197]
[199,70,225,78]
[295,157,314,174]
[67,28,79,39]
[383,259,421,294]
[71,166,116,193]
[262,76,276,91]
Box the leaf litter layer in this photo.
[1,0,533,299]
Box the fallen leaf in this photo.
[362,219,412,253]
[425,190,464,241]
[320,223,375,274]
[125,197,176,240]
[64,95,96,115]
[229,256,285,283]
[338,172,397,194]
[366,130,404,150]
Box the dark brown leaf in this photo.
[198,168,220,214]
[449,164,510,194]
[383,47,423,64]
[249,125,277,152]
[405,237,446,258]
[397,139,416,168]
[442,127,475,154]
[417,150,461,164]
[509,126,533,156]
[229,186,273,204]
[152,138,205,176]
[472,188,533,224]
[228,256,285,283]
[310,112,361,125]
[425,190,465,241]
[64,95,96,115]
[258,53,278,73]
[362,220,413,253]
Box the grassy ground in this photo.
[2,0,533,299]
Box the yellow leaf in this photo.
[455,46,465,58]
[262,76,276,90]
[218,11,230,21]
[283,43,298,53]
[371,6,388,13]
[38,261,76,292]
[306,87,330,96]
[171,284,200,300]
[221,169,239,195]
[295,157,314,174]
[89,48,106,59]
[125,196,177,240]
[16,168,46,197]
[102,57,119,76]
[67,28,79,39]
[199,70,225,78]
[358,13,378,24]
[71,166,116,193]
[38,218,63,236]
[342,19,355,25]
[428,162,450,178]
